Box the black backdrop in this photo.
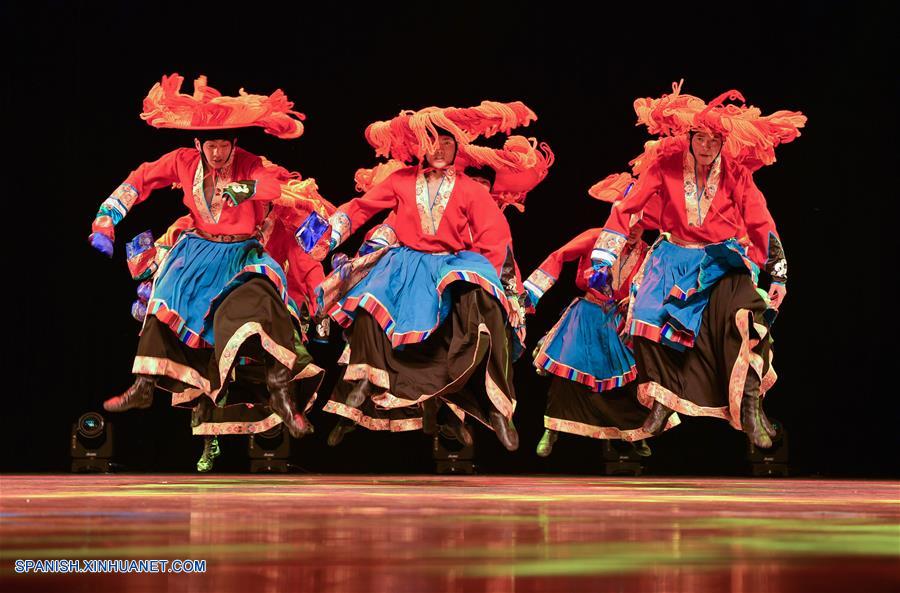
[3,1,895,476]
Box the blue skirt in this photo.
[147,233,296,347]
[631,237,759,351]
[330,246,512,348]
[535,298,637,392]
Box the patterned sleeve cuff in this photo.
[90,217,116,240]
[768,260,787,284]
[95,183,139,226]
[222,180,257,206]
[766,232,787,284]
[328,212,352,250]
[590,229,627,268]
[523,268,556,306]
[370,224,398,247]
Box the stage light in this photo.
[248,423,293,473]
[601,440,645,476]
[71,412,114,473]
[433,430,475,475]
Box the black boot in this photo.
[742,372,772,449]
[761,412,778,439]
[345,379,384,409]
[421,398,439,435]
[439,415,473,447]
[267,360,313,439]
[103,375,156,412]
[642,400,674,435]
[327,418,357,447]
[489,411,519,451]
[191,395,215,428]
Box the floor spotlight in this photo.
[433,428,475,475]
[248,423,292,473]
[71,412,114,473]
[601,440,644,476]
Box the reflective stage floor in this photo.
[1,475,898,592]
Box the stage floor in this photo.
[1,475,897,593]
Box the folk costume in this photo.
[589,82,804,448]
[92,74,324,438]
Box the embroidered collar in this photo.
[192,151,235,225]
[415,166,456,235]
[682,150,721,227]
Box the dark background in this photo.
[3,1,895,476]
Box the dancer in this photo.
[588,81,804,448]
[322,139,554,447]
[299,102,540,450]
[90,74,324,438]
[525,175,678,457]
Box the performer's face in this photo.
[425,135,457,169]
[200,139,235,169]
[691,132,723,166]
[627,224,644,245]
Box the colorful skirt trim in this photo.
[631,237,758,351]
[147,232,298,347]
[534,298,637,392]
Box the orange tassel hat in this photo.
[631,80,806,171]
[456,136,555,212]
[364,101,537,163]
[140,73,305,139]
[588,172,635,203]
[355,136,554,213]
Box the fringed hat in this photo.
[141,73,306,139]
[632,80,806,170]
[456,136,555,212]
[588,172,635,203]
[271,178,336,227]
[353,160,408,194]
[588,171,661,230]
[364,101,537,163]
[628,136,688,177]
[256,157,336,224]
[355,136,554,213]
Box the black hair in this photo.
[463,165,496,189]
[432,125,456,141]
[194,130,238,145]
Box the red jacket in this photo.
[92,147,283,240]
[592,149,786,281]
[330,166,518,283]
[526,228,649,306]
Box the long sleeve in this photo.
[738,170,788,283]
[286,247,326,314]
[467,184,517,287]
[221,157,288,206]
[524,228,599,306]
[358,212,400,256]
[592,161,665,267]
[92,149,184,240]
[244,159,288,202]
[328,174,400,249]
